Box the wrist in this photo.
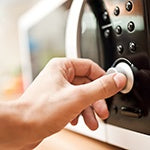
[0,99,33,149]
[17,96,49,140]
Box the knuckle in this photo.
[49,58,61,64]
[47,58,67,68]
[86,59,93,63]
[85,59,95,66]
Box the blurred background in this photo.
[0,0,40,99]
[0,0,72,99]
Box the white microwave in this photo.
[19,0,150,150]
[18,0,72,89]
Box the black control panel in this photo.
[81,0,150,135]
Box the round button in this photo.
[126,1,133,11]
[102,11,108,21]
[127,21,135,32]
[114,6,120,16]
[115,25,122,35]
[107,60,134,94]
[129,42,136,53]
[117,45,124,54]
[104,29,110,38]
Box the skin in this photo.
[0,58,126,150]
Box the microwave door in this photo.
[65,0,150,149]
[65,0,107,142]
[66,0,100,64]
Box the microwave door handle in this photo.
[65,0,86,58]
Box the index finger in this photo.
[69,58,105,80]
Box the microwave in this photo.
[18,0,72,89]
[66,0,150,149]
[19,0,150,149]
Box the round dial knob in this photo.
[107,58,135,94]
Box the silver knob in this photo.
[107,61,134,94]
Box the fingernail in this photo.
[113,73,127,88]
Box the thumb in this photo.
[75,73,126,105]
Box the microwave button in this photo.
[117,45,124,54]
[104,29,110,38]
[107,60,134,94]
[115,25,122,35]
[114,6,120,16]
[120,106,142,118]
[129,42,136,53]
[127,21,135,32]
[113,105,118,114]
[102,11,109,21]
[126,1,133,12]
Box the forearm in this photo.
[0,58,126,150]
[0,100,31,150]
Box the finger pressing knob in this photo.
[107,58,135,94]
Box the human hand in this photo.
[1,58,126,150]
